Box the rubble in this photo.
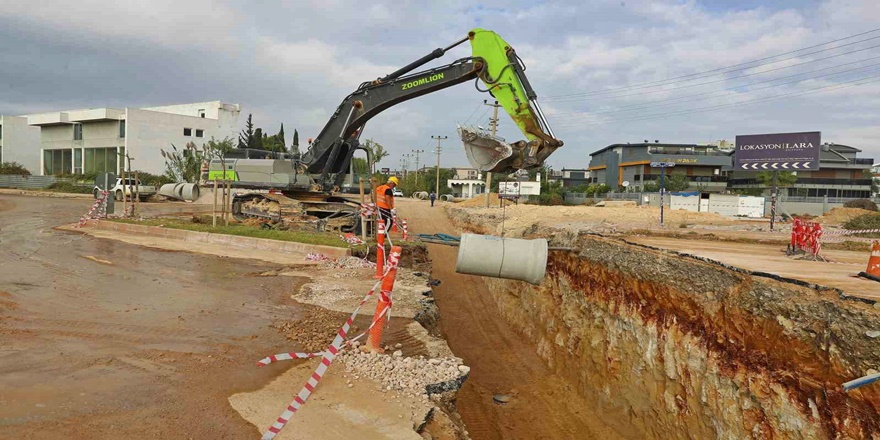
[337,350,469,398]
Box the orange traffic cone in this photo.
[865,241,880,277]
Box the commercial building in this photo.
[22,101,240,176]
[588,142,730,192]
[727,143,874,198]
[0,115,41,172]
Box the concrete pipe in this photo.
[454,233,548,285]
[181,183,199,201]
[440,194,455,202]
[413,191,428,200]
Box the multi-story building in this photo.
[872,163,880,196]
[23,101,240,176]
[452,167,480,180]
[0,115,41,172]
[588,142,730,192]
[560,168,590,187]
[727,143,874,198]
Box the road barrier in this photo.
[401,219,408,241]
[789,218,823,257]
[367,246,401,352]
[375,219,386,279]
[859,241,880,282]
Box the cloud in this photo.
[0,0,878,171]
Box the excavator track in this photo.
[232,192,361,233]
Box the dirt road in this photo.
[0,195,304,438]
[398,198,629,440]
[626,236,879,300]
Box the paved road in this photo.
[0,195,304,439]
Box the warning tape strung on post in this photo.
[255,305,391,367]
[822,228,880,236]
[360,203,376,218]
[258,252,399,440]
[76,191,109,228]
[340,233,365,245]
[401,218,408,241]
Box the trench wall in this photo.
[447,207,880,439]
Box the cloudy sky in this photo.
[1,0,879,170]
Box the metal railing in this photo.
[729,178,873,186]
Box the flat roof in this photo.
[589,142,712,157]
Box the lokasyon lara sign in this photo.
[735,131,821,170]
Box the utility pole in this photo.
[484,99,501,207]
[431,136,446,196]
[770,170,779,231]
[411,149,424,186]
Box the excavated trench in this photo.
[448,209,880,439]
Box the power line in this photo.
[552,72,880,127]
[461,101,483,125]
[543,28,880,100]
[548,58,880,119]
[546,44,880,103]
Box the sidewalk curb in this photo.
[0,188,93,199]
[81,220,350,258]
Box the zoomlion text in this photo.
[401,73,445,90]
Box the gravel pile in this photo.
[337,345,470,397]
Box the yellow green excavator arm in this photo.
[462,28,563,171]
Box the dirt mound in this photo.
[815,207,875,226]
[455,192,515,207]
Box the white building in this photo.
[23,101,240,176]
[0,115,41,172]
[447,169,485,199]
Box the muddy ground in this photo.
[0,195,306,438]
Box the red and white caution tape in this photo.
[259,257,398,439]
[401,218,408,241]
[360,203,376,218]
[341,233,365,245]
[823,228,880,236]
[76,191,109,228]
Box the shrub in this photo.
[136,171,174,187]
[47,181,92,194]
[843,213,880,231]
[842,199,878,211]
[0,162,31,175]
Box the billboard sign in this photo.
[735,131,820,170]
[650,162,676,168]
[499,181,540,196]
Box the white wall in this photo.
[125,107,238,174]
[0,115,41,173]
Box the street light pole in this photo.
[431,136,447,196]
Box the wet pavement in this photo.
[0,195,305,439]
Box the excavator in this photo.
[213,28,563,232]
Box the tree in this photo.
[664,171,691,192]
[351,157,370,175]
[290,129,301,160]
[162,142,205,183]
[253,128,264,150]
[642,181,660,192]
[238,114,255,149]
[756,171,798,188]
[204,137,236,180]
[363,139,389,173]
[277,124,286,152]
[261,131,283,153]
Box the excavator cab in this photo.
[460,28,562,172]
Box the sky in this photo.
[1,0,879,171]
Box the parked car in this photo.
[94,178,157,201]
[392,188,404,197]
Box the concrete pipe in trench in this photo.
[454,233,548,285]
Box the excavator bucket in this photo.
[459,125,512,172]
[461,29,563,174]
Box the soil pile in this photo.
[455,193,515,207]
[815,207,876,225]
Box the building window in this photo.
[43,149,73,175]
[73,124,83,141]
[184,128,192,136]
[74,148,83,174]
[195,129,204,138]
[198,109,206,118]
[82,147,119,174]
[634,175,641,181]
[119,121,126,138]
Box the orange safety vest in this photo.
[375,184,394,209]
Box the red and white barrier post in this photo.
[366,245,401,352]
[401,218,408,241]
[374,219,386,279]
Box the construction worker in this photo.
[375,176,399,230]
